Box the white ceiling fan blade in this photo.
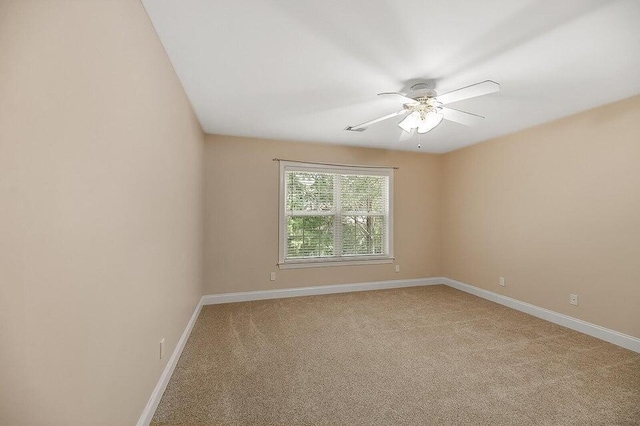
[345,109,407,132]
[436,80,499,105]
[377,92,420,105]
[441,107,485,126]
[399,128,416,142]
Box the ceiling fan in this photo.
[345,80,500,137]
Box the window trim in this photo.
[278,161,394,269]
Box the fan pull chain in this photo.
[417,133,422,149]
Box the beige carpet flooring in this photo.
[151,285,640,425]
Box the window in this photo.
[278,161,394,268]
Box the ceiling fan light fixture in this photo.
[398,111,420,133]
[416,111,443,134]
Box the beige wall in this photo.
[204,135,442,294]
[442,95,640,338]
[0,1,204,425]
[204,98,640,339]
[2,0,638,422]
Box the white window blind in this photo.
[279,161,394,267]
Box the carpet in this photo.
[151,285,640,425]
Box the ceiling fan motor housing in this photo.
[403,97,442,119]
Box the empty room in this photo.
[2,0,640,425]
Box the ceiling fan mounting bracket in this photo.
[410,82,437,98]
[410,82,433,90]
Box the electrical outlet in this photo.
[395,265,400,273]
[270,272,276,281]
[499,277,505,287]
[160,338,165,360]
[570,294,579,306]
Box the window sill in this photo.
[278,258,394,269]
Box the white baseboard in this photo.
[442,277,640,353]
[136,298,203,426]
[201,277,445,305]
[140,276,639,423]
[202,277,640,353]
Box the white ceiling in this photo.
[142,0,640,153]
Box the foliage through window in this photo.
[279,161,393,267]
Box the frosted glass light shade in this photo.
[398,111,421,133]
[417,111,443,134]
[399,110,443,134]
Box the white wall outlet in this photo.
[159,338,165,360]
[395,265,400,273]
[499,277,505,287]
[270,272,276,281]
[570,294,579,306]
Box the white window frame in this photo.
[278,161,394,269]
